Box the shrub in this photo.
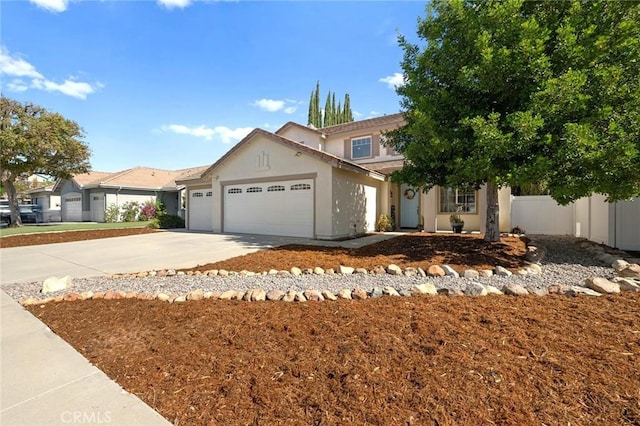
[376,214,393,232]
[150,214,185,229]
[120,201,140,222]
[104,203,120,223]
[140,199,156,221]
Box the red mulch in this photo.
[0,227,157,248]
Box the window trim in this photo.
[438,186,478,214]
[351,136,372,159]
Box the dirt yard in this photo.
[0,227,157,248]
[28,293,640,425]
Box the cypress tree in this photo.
[306,82,354,127]
[323,93,332,127]
[343,94,353,122]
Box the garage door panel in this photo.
[224,179,313,238]
[189,188,213,231]
[63,194,82,222]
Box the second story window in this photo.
[351,136,372,159]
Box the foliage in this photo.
[150,214,185,229]
[307,82,354,127]
[375,214,393,232]
[0,97,91,227]
[120,201,140,222]
[104,203,120,223]
[154,199,167,217]
[140,199,156,220]
[387,0,640,242]
[449,213,464,224]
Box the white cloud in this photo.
[29,0,71,13]
[353,110,363,119]
[0,47,100,99]
[379,72,405,89]
[157,0,192,9]
[283,106,297,114]
[0,47,43,79]
[161,124,253,144]
[6,79,29,92]
[252,98,285,112]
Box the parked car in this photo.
[0,203,42,225]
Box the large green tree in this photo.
[0,97,91,226]
[387,0,640,242]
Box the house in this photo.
[177,114,512,239]
[54,166,209,222]
[25,185,61,222]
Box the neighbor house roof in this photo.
[25,185,58,195]
[361,160,406,175]
[57,165,210,192]
[319,113,405,136]
[176,128,387,185]
[274,121,325,136]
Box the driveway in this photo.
[0,230,399,284]
[0,231,311,284]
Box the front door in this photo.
[400,184,419,228]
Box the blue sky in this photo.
[1,0,425,172]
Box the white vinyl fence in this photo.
[510,196,574,235]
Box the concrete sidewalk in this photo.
[0,230,400,425]
[0,290,170,425]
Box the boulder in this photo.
[339,265,354,275]
[218,290,236,300]
[441,265,459,278]
[398,289,413,297]
[156,293,171,302]
[411,283,437,295]
[494,266,512,277]
[611,277,640,292]
[186,289,204,301]
[42,276,72,294]
[584,277,620,294]
[337,289,352,300]
[526,263,543,275]
[464,282,488,296]
[427,265,446,277]
[354,268,368,275]
[313,267,325,275]
[386,264,402,276]
[566,286,602,297]
[417,267,427,277]
[403,267,417,277]
[478,269,494,278]
[303,289,324,301]
[321,290,338,301]
[282,290,297,302]
[266,289,285,301]
[351,288,368,300]
[502,283,529,296]
[371,265,386,275]
[251,289,267,302]
[290,267,303,276]
[461,269,479,279]
[485,285,503,295]
[437,288,465,296]
[530,287,549,297]
[382,286,400,297]
[294,292,307,302]
[370,287,383,298]
[611,259,629,272]
[618,264,640,279]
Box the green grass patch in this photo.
[0,221,152,237]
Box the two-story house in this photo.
[177,114,511,239]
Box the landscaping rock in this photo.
[417,267,427,277]
[303,289,324,301]
[266,289,285,301]
[321,290,337,301]
[290,267,302,276]
[462,269,479,279]
[354,268,368,274]
[531,288,549,297]
[251,288,266,301]
[584,277,620,294]
[485,285,503,295]
[526,263,543,275]
[80,291,94,300]
[352,288,368,300]
[339,265,354,275]
[611,277,640,292]
[42,276,72,294]
[611,259,629,272]
[218,290,236,300]
[441,265,459,278]
[478,269,494,278]
[173,295,187,303]
[313,267,325,275]
[437,288,465,296]
[282,290,296,302]
[382,286,400,297]
[494,266,512,277]
[566,286,602,297]
[156,293,171,302]
[268,269,278,275]
[326,268,335,275]
[370,287,383,298]
[218,269,229,277]
[294,292,307,302]
[398,289,413,297]
[411,283,437,295]
[618,264,640,279]
[371,265,386,275]
[427,265,446,277]
[502,283,529,296]
[403,267,417,277]
[337,289,352,300]
[186,289,204,301]
[464,282,488,296]
[386,264,402,276]
[514,269,529,276]
[303,268,313,275]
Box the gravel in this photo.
[2,235,622,302]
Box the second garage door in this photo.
[188,188,213,231]
[224,179,314,238]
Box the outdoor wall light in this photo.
[295,152,302,157]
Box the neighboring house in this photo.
[25,185,61,222]
[177,114,512,239]
[54,166,209,222]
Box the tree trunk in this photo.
[2,177,22,227]
[484,181,500,242]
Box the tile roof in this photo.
[360,160,405,175]
[319,113,405,136]
[274,121,324,136]
[69,165,210,190]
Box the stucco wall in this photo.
[331,168,381,238]
[277,126,323,149]
[211,135,335,238]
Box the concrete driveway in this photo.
[0,230,311,284]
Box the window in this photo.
[246,187,262,193]
[205,191,212,197]
[439,187,477,213]
[227,188,242,194]
[65,197,81,203]
[192,192,203,198]
[267,185,285,192]
[290,183,311,191]
[351,136,372,159]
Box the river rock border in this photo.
[20,236,640,306]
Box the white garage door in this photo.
[63,194,82,222]
[188,188,213,231]
[90,193,105,222]
[224,179,314,238]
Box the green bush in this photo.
[149,214,185,229]
[104,203,120,223]
[120,201,140,222]
[375,214,393,232]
